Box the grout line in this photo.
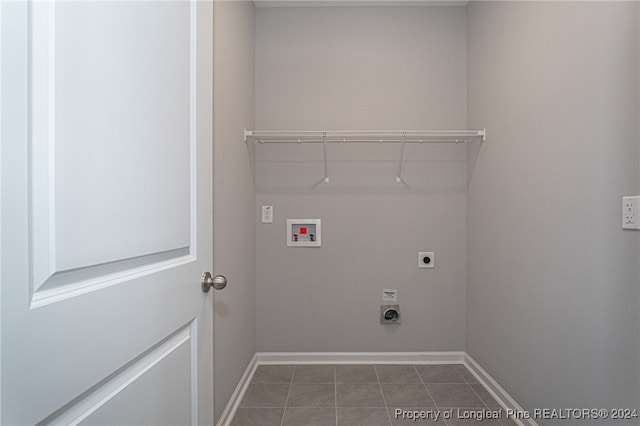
[468,383,490,409]
[374,365,394,426]
[279,366,296,426]
[456,364,482,423]
[453,366,469,384]
[456,365,476,385]
[333,365,338,426]
[461,364,499,416]
[458,365,470,384]
[415,365,449,426]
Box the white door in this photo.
[1,1,214,424]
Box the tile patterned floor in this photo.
[230,364,518,426]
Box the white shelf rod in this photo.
[244,129,486,142]
[250,139,467,144]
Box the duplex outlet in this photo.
[622,196,640,230]
[418,252,435,269]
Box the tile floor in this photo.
[230,364,518,426]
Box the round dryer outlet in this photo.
[380,304,401,325]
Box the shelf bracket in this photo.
[396,132,406,183]
[322,132,329,183]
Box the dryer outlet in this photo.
[380,305,401,325]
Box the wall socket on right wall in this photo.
[622,196,640,230]
[418,252,435,268]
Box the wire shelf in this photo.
[244,129,486,183]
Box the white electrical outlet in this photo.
[261,206,273,224]
[418,252,435,269]
[622,197,640,230]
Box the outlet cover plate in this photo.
[261,205,273,224]
[623,196,640,230]
[418,251,435,269]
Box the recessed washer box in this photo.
[287,219,321,247]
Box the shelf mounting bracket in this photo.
[322,132,329,183]
[396,132,406,183]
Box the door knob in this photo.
[201,272,227,293]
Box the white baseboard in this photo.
[464,354,538,426]
[216,351,534,426]
[256,351,465,365]
[215,353,258,426]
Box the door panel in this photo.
[53,1,191,271]
[48,323,195,425]
[1,1,213,424]
[30,0,194,301]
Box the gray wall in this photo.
[214,3,640,419]
[466,2,640,422]
[212,1,256,421]
[255,6,468,352]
